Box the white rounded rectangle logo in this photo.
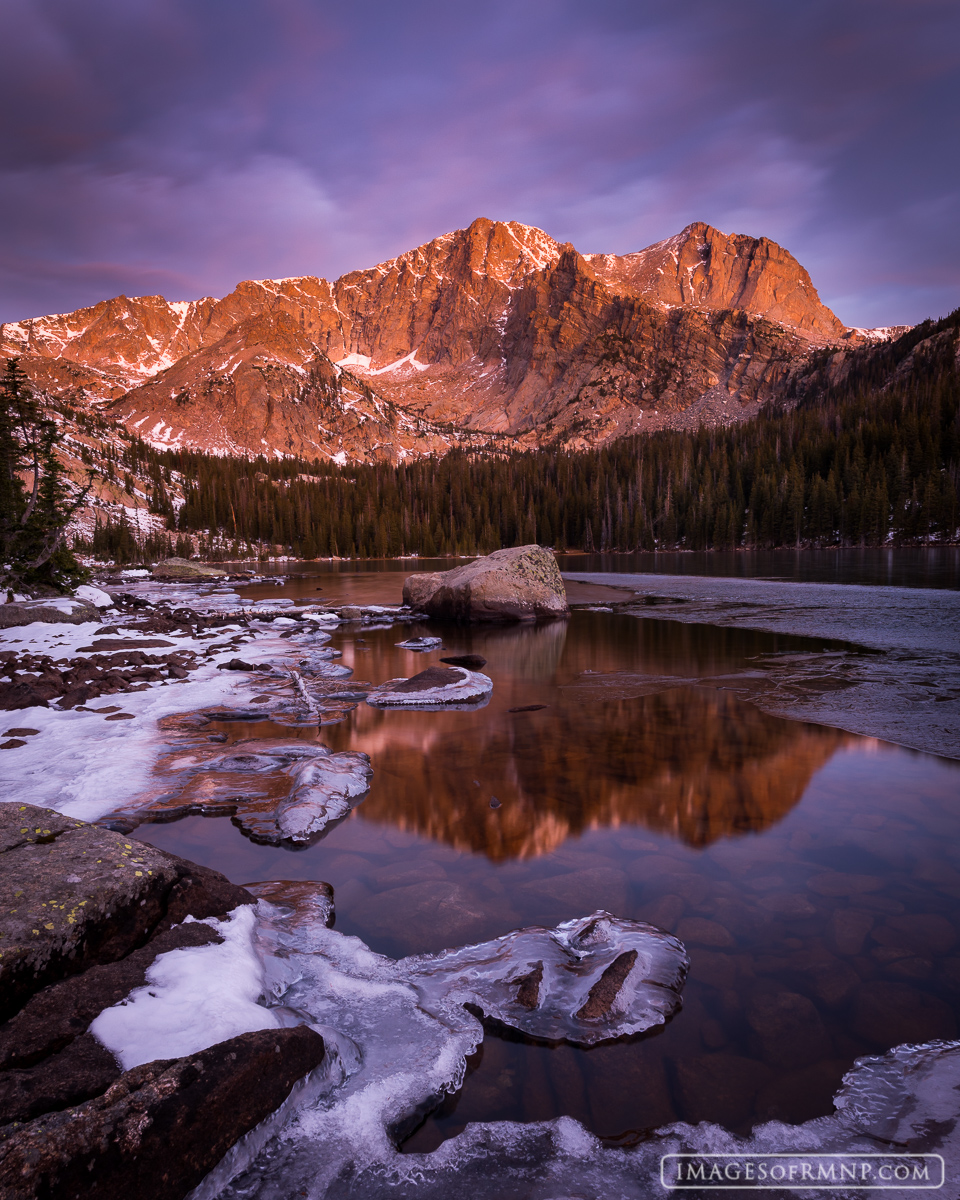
[661,1153,945,1190]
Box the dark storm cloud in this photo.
[1,0,957,326]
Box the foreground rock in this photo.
[402,545,568,621]
[0,1026,325,1200]
[366,665,493,708]
[0,599,99,629]
[151,557,227,580]
[0,803,330,1199]
[0,803,253,1021]
[0,921,224,1124]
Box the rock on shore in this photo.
[402,545,568,621]
[151,557,227,580]
[0,599,100,629]
[0,1026,324,1200]
[0,803,325,1199]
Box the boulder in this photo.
[0,803,254,1022]
[402,545,568,621]
[0,600,99,629]
[150,557,227,580]
[0,803,314,1198]
[0,1027,325,1200]
[0,923,224,1124]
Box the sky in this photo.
[1,0,957,328]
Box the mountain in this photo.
[1,218,902,464]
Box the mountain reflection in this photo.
[324,687,847,859]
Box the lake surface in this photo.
[230,546,960,593]
[132,555,960,1150]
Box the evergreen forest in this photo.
[79,310,960,562]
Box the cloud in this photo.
[1,0,957,326]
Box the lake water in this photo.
[132,554,960,1150]
[229,546,960,595]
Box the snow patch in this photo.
[90,905,281,1069]
[365,349,430,376]
[74,584,113,609]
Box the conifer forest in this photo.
[79,311,960,562]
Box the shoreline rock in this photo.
[0,803,329,1200]
[151,558,228,580]
[402,545,568,622]
[0,1026,325,1200]
[0,600,100,629]
[0,804,254,1023]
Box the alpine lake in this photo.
[130,550,960,1149]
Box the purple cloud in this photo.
[1,0,957,326]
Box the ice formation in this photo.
[176,901,688,1198]
[834,1038,960,1145]
[187,898,960,1200]
[366,666,493,708]
[395,636,443,651]
[145,738,373,844]
[81,882,960,1200]
[274,752,374,843]
[404,911,688,1045]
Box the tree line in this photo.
[76,309,960,562]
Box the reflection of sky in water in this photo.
[136,583,960,1145]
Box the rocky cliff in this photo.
[1,218,896,463]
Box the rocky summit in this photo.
[0,219,900,466]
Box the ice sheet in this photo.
[404,911,688,1045]
[0,587,349,824]
[202,902,960,1200]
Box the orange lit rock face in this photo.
[585,222,849,343]
[0,218,873,461]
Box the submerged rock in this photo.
[244,880,335,931]
[402,545,568,622]
[366,665,493,708]
[440,653,487,668]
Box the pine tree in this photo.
[0,358,91,595]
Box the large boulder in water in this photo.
[402,545,568,622]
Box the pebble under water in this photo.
[129,565,960,1155]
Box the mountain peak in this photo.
[587,223,846,341]
[1,216,872,468]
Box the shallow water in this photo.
[132,578,960,1150]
